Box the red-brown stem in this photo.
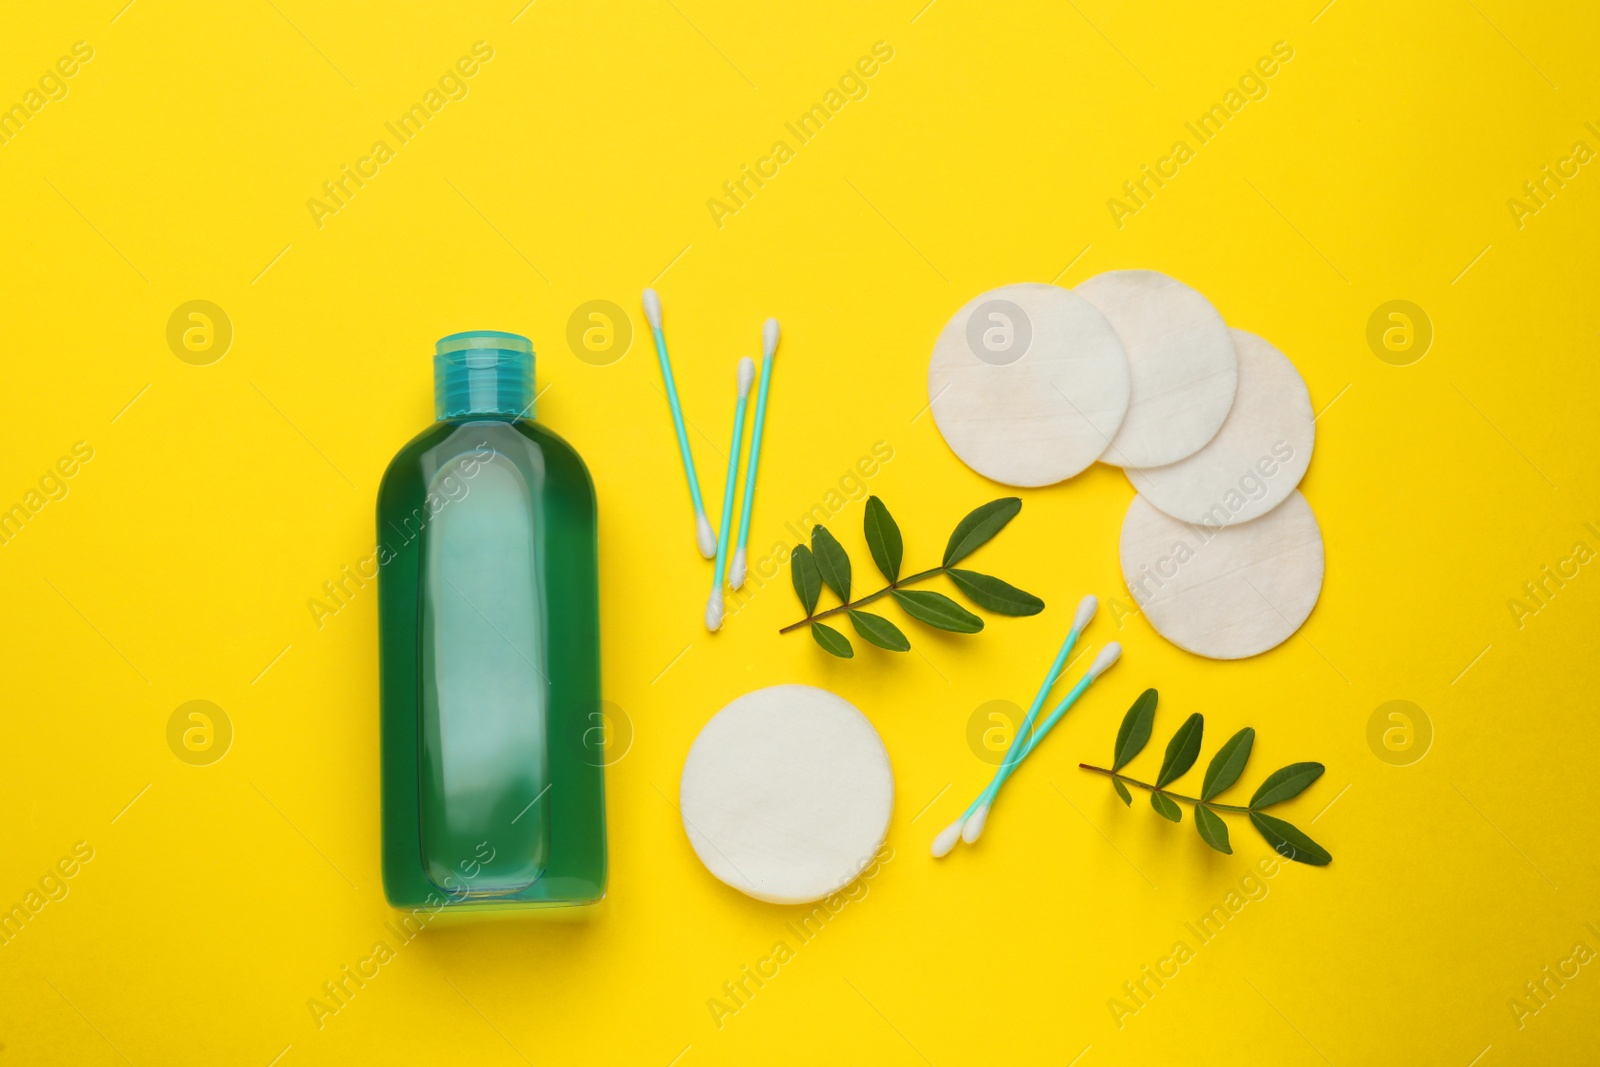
[1078,764,1252,813]
[778,567,946,634]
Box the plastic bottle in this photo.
[378,331,605,908]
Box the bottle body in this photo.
[378,415,605,908]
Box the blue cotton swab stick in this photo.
[986,594,1096,780]
[930,597,1096,857]
[643,288,717,559]
[960,642,1122,846]
[932,595,1098,858]
[1012,645,1124,768]
[969,629,1109,825]
[706,357,756,631]
[729,318,780,590]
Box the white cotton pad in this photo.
[679,685,893,904]
[1124,329,1313,527]
[928,283,1130,486]
[1075,270,1238,468]
[1119,491,1324,660]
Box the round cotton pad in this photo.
[928,283,1130,486]
[679,685,893,904]
[1125,329,1313,527]
[1075,270,1238,468]
[1120,491,1324,659]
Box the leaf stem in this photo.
[779,567,946,633]
[1078,764,1252,814]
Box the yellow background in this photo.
[3,0,1598,1063]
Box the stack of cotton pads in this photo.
[927,270,1323,660]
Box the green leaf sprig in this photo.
[1079,689,1332,866]
[781,496,1044,657]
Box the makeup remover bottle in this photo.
[378,331,605,909]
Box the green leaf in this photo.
[942,498,1022,567]
[890,589,984,633]
[1249,811,1332,866]
[810,526,851,602]
[862,496,903,584]
[1195,805,1233,854]
[790,544,821,616]
[1113,779,1132,806]
[1201,728,1256,801]
[848,610,910,652]
[1250,763,1325,809]
[1151,792,1182,822]
[810,621,853,658]
[1156,713,1204,787]
[1112,689,1158,772]
[945,569,1045,616]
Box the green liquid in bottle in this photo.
[378,332,606,909]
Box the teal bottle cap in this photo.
[434,331,535,420]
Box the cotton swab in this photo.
[961,642,1122,844]
[729,318,780,589]
[643,288,717,559]
[1012,643,1123,767]
[932,595,1097,858]
[706,357,756,631]
[986,594,1097,783]
[968,632,1113,828]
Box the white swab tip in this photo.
[729,546,747,589]
[1072,594,1098,634]
[737,356,756,396]
[763,318,780,357]
[1087,642,1123,679]
[695,514,716,558]
[704,589,725,632]
[931,818,965,858]
[642,288,662,330]
[961,805,990,844]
